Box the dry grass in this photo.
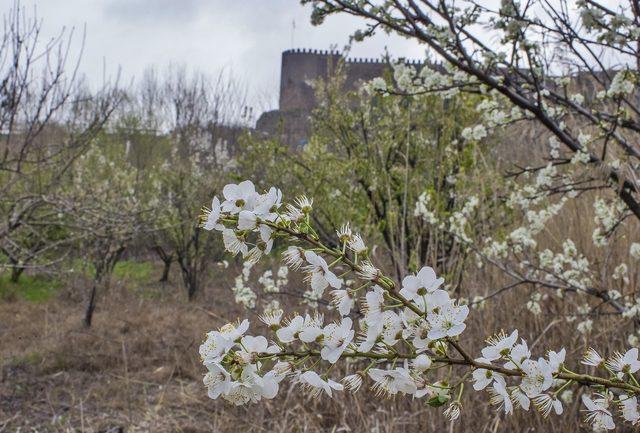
[0,224,636,433]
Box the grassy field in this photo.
[0,272,61,303]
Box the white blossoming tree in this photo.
[59,139,158,327]
[119,66,247,299]
[154,151,228,300]
[302,0,640,219]
[294,0,640,349]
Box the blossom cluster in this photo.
[199,180,640,430]
[230,260,289,312]
[421,129,640,340]
[367,31,638,340]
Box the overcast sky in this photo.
[13,0,424,112]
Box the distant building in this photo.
[256,48,424,147]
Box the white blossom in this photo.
[582,394,615,431]
[320,318,354,363]
[222,229,248,256]
[348,233,367,254]
[619,395,640,425]
[607,70,635,97]
[412,354,432,372]
[489,380,513,414]
[330,289,354,316]
[368,367,417,397]
[276,315,305,343]
[582,348,605,368]
[533,394,563,417]
[303,250,343,295]
[221,180,259,214]
[202,196,223,231]
[472,358,506,391]
[481,330,518,361]
[399,266,444,302]
[606,348,640,376]
[427,302,469,340]
[298,371,343,398]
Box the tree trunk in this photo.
[160,259,171,283]
[153,246,173,283]
[186,271,197,301]
[10,266,23,283]
[177,250,198,300]
[84,283,97,327]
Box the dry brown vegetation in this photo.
[1,238,635,433]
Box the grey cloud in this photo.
[25,0,423,113]
[103,0,206,23]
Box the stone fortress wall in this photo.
[257,48,423,146]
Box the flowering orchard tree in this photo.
[152,148,228,300]
[198,180,640,430]
[414,119,640,341]
[60,142,157,327]
[294,0,640,344]
[302,0,640,221]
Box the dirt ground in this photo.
[1,288,220,432]
[0,265,634,433]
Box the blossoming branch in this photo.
[198,180,640,430]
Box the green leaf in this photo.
[427,396,449,407]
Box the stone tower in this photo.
[279,48,342,112]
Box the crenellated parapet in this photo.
[282,48,423,65]
[283,48,342,56]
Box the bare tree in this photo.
[0,3,120,280]
[132,66,246,299]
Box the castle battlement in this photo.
[283,48,341,55]
[282,48,424,66]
